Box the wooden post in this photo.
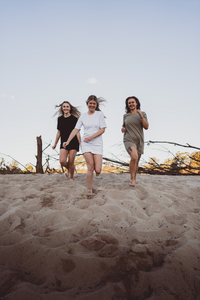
[36,136,43,173]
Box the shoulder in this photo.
[58,115,63,121]
[123,113,130,118]
[96,110,104,117]
[70,115,78,121]
[77,112,87,121]
[142,111,147,116]
[80,112,87,118]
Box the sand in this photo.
[0,173,200,300]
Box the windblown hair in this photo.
[86,95,106,111]
[54,101,81,119]
[125,96,141,113]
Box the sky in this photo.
[0,0,200,169]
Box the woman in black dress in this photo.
[52,101,81,180]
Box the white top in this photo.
[75,110,107,155]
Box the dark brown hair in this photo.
[125,96,141,113]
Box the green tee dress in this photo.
[123,112,148,154]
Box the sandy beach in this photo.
[0,173,200,300]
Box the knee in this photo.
[131,154,138,162]
[68,160,74,168]
[95,166,102,175]
[60,159,66,166]
[87,164,94,172]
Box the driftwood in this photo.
[148,140,200,151]
[1,139,199,175]
[40,140,200,175]
[102,141,200,175]
[36,136,43,173]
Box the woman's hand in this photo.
[52,130,60,150]
[84,128,105,143]
[137,109,149,130]
[84,136,92,143]
[63,141,69,148]
[121,126,126,133]
[137,109,143,118]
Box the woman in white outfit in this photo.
[63,95,107,192]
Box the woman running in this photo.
[63,95,106,192]
[122,96,149,186]
[52,101,81,180]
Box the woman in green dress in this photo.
[122,96,149,186]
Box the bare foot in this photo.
[65,169,69,178]
[129,180,136,187]
[130,180,138,185]
[96,172,100,177]
[70,178,74,181]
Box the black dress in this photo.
[57,115,79,151]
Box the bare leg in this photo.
[135,154,141,183]
[60,149,69,177]
[84,152,95,192]
[127,146,138,187]
[68,150,77,180]
[93,154,102,176]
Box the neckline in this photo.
[87,110,96,116]
[129,111,138,115]
[63,114,71,118]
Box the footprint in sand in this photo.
[64,210,83,221]
[95,196,107,206]
[76,200,91,209]
[41,195,54,207]
[98,244,119,257]
[61,259,75,273]
[135,186,149,201]
[165,214,187,226]
[80,238,106,251]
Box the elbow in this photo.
[101,128,105,134]
[74,128,79,134]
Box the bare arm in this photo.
[52,130,61,149]
[84,128,105,143]
[63,128,79,148]
[77,131,81,145]
[137,110,149,130]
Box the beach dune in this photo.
[0,173,200,300]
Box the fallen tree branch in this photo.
[148,141,200,151]
[0,153,32,173]
[103,156,129,167]
[189,156,200,162]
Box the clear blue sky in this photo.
[0,0,200,169]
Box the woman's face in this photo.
[87,100,97,112]
[128,98,137,110]
[62,103,71,115]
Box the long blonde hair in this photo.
[54,101,81,119]
[86,95,106,111]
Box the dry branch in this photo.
[0,153,31,173]
[148,140,200,151]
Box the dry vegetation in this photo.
[1,138,199,175]
[1,151,200,175]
